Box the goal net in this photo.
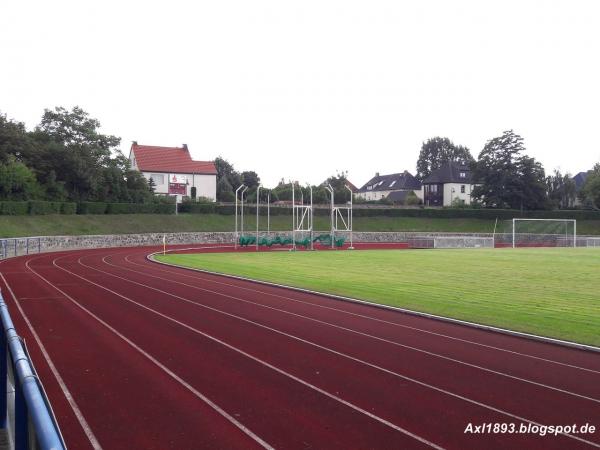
[494,219,576,248]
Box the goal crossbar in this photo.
[511,218,576,248]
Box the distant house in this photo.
[422,163,477,207]
[356,171,422,202]
[129,142,217,202]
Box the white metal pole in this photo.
[310,186,314,250]
[235,184,244,249]
[267,191,270,235]
[512,218,516,249]
[292,183,296,251]
[328,184,335,249]
[346,185,354,249]
[241,186,248,237]
[574,220,577,248]
[492,217,498,248]
[256,185,261,250]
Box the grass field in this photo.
[156,248,600,347]
[2,213,600,237]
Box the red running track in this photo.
[0,244,599,449]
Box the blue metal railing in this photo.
[0,293,65,450]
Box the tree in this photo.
[241,171,260,190]
[214,156,243,201]
[580,163,600,209]
[0,113,34,164]
[472,130,548,210]
[416,137,474,180]
[325,171,352,203]
[546,170,577,209]
[0,156,41,200]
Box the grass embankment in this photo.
[1,214,600,237]
[157,248,600,346]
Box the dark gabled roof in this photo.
[572,171,591,190]
[386,190,409,204]
[423,162,471,184]
[357,171,421,192]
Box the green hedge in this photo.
[28,201,62,215]
[61,202,77,215]
[106,203,175,214]
[78,202,107,214]
[0,202,29,215]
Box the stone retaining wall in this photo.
[1,231,594,258]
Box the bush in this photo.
[0,201,29,215]
[60,202,77,215]
[77,202,107,214]
[179,202,217,214]
[105,203,175,214]
[28,201,62,215]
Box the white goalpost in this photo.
[511,218,576,248]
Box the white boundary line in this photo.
[52,255,444,450]
[70,252,600,448]
[129,254,600,375]
[21,254,274,450]
[0,270,103,450]
[107,254,600,403]
[148,251,600,354]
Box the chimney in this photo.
[132,140,138,146]
[183,144,188,150]
[375,172,380,177]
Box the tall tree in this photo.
[0,113,34,164]
[416,137,474,180]
[214,156,242,201]
[471,130,548,210]
[0,156,41,200]
[580,163,600,209]
[546,170,577,209]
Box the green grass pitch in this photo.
[156,248,600,347]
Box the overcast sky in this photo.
[1,1,599,188]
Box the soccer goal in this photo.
[502,218,577,248]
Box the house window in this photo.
[150,173,165,184]
[430,184,437,193]
[461,185,465,193]
[389,180,397,188]
[459,172,466,178]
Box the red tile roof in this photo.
[130,144,217,174]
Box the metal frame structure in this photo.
[511,218,576,248]
[255,185,272,250]
[292,185,314,251]
[325,184,354,249]
[1,293,66,450]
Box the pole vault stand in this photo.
[326,184,354,250]
[292,185,313,251]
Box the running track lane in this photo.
[0,246,596,449]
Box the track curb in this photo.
[147,248,600,355]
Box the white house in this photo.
[356,171,423,203]
[422,162,477,206]
[129,142,217,202]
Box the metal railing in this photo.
[0,239,42,260]
[0,293,65,450]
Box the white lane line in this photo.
[24,257,275,450]
[99,254,600,405]
[0,269,103,450]
[55,255,444,450]
[143,253,600,375]
[74,254,599,448]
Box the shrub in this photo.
[28,201,62,215]
[60,202,77,214]
[0,201,29,215]
[77,202,107,214]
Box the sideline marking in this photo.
[23,256,276,450]
[56,255,445,449]
[72,253,599,448]
[149,251,600,355]
[0,270,103,450]
[107,255,600,404]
